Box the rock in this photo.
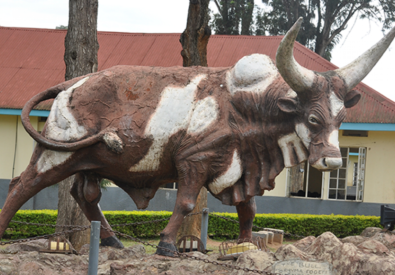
[370,232,395,250]
[4,231,395,275]
[304,232,362,274]
[233,250,275,275]
[275,244,313,261]
[304,232,343,256]
[18,261,54,275]
[99,244,146,262]
[293,236,316,251]
[357,239,390,255]
[0,257,17,274]
[79,244,90,255]
[360,227,383,238]
[124,244,146,258]
[341,235,368,246]
[358,253,395,274]
[4,239,48,253]
[109,262,137,275]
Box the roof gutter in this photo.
[1,109,394,131]
[340,123,395,131]
[0,108,49,117]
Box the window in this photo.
[328,147,366,201]
[162,182,178,189]
[288,162,324,199]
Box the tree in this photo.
[211,0,255,35]
[56,0,99,252]
[211,0,395,60]
[180,0,212,66]
[261,0,316,49]
[262,0,395,60]
[177,0,211,240]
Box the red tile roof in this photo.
[1,27,394,123]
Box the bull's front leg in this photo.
[156,161,207,256]
[156,187,202,256]
[236,197,256,241]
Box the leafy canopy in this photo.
[210,0,395,60]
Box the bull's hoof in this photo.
[100,235,124,249]
[155,241,177,257]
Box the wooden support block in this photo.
[263,228,284,244]
[252,231,268,246]
[253,230,273,244]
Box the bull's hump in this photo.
[130,74,214,172]
[226,54,278,95]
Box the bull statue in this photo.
[1,18,394,255]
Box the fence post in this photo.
[88,221,101,275]
[201,208,209,250]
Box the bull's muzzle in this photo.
[311,157,342,171]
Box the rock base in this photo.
[1,228,395,274]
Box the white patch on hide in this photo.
[329,91,344,117]
[226,54,278,95]
[187,97,218,134]
[208,150,242,195]
[328,129,339,148]
[37,150,73,173]
[278,132,308,168]
[130,74,207,172]
[286,89,297,98]
[37,77,89,173]
[45,77,88,141]
[295,123,311,149]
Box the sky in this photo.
[1,0,394,102]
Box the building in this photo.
[1,27,394,215]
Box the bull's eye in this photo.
[308,115,320,125]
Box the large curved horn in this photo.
[335,26,395,92]
[276,17,315,93]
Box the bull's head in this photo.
[276,18,395,171]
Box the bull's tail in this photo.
[21,76,110,152]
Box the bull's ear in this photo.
[344,90,361,108]
[277,97,298,113]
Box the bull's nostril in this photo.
[325,158,342,169]
[312,157,342,171]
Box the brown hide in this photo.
[54,65,245,207]
[23,62,352,209]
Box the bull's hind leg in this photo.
[70,172,124,248]
[0,154,78,239]
[236,197,256,241]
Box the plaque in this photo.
[272,260,335,275]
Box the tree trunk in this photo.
[177,0,211,241]
[56,0,99,252]
[289,163,305,194]
[180,0,211,67]
[177,187,208,239]
[241,0,254,35]
[64,0,99,80]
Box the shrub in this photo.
[0,209,381,240]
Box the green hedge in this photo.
[0,210,381,240]
[209,213,382,239]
